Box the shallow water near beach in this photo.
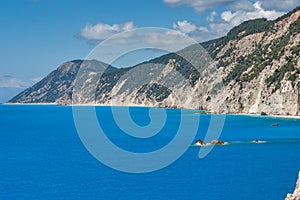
[1,105,300,199]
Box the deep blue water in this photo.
[1,105,300,199]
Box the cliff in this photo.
[8,7,300,116]
[286,172,300,200]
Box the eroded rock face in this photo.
[8,7,300,116]
[286,172,300,200]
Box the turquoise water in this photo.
[0,105,300,199]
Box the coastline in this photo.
[69,103,153,108]
[3,102,157,109]
[227,113,300,120]
[3,102,58,105]
[3,103,300,119]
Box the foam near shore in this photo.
[3,103,300,120]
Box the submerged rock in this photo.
[210,140,225,145]
[286,171,300,200]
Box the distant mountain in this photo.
[0,75,34,103]
[0,87,24,103]
[9,6,300,116]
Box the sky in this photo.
[0,0,299,102]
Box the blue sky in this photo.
[0,0,299,102]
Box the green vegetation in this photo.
[274,6,300,23]
[223,49,264,84]
[288,73,297,82]
[202,18,274,60]
[291,45,300,55]
[261,112,267,116]
[10,60,84,103]
[238,96,244,111]
[202,37,227,59]
[137,83,171,102]
[290,17,300,34]
[220,47,234,60]
[202,7,299,60]
[149,53,201,87]
[267,33,291,61]
[266,60,296,92]
[95,67,131,96]
[227,18,273,41]
[223,63,248,85]
[223,28,296,85]
[216,59,231,68]
[206,96,211,102]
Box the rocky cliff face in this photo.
[286,172,300,200]
[200,7,300,115]
[8,7,300,116]
[9,60,117,105]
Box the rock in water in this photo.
[286,171,300,200]
[210,140,225,145]
[195,140,206,146]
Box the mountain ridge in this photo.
[8,6,300,116]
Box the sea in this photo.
[1,104,300,200]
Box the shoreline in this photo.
[3,103,300,119]
[228,113,300,120]
[3,102,58,105]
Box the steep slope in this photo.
[206,6,300,115]
[8,6,300,116]
[9,60,120,104]
[71,45,212,110]
[286,172,300,200]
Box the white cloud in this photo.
[0,75,38,102]
[30,77,43,82]
[0,75,38,88]
[80,0,294,48]
[143,30,194,47]
[164,0,181,3]
[163,0,298,38]
[164,0,241,12]
[84,28,202,66]
[221,11,236,22]
[198,26,209,32]
[228,0,254,11]
[163,0,300,12]
[209,2,285,36]
[80,22,135,40]
[207,11,217,22]
[172,20,219,41]
[80,19,217,47]
[0,76,27,88]
[259,0,300,11]
[173,20,197,33]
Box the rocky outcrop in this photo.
[8,60,117,104]
[8,7,300,116]
[210,140,226,145]
[195,140,206,146]
[9,60,83,103]
[286,172,300,200]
